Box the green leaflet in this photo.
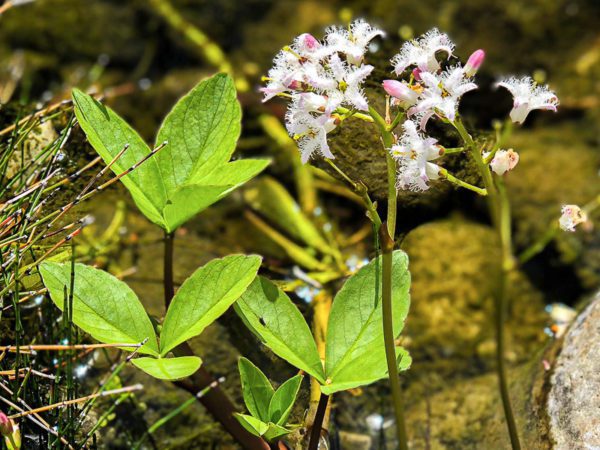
[159,254,262,355]
[267,374,303,425]
[323,250,411,394]
[238,357,275,422]
[39,262,159,356]
[233,415,292,442]
[234,277,326,383]
[73,74,268,232]
[131,356,202,380]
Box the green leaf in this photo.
[233,413,269,438]
[72,89,166,227]
[244,177,331,251]
[238,357,274,422]
[263,423,292,442]
[161,159,269,231]
[39,262,159,356]
[322,251,410,395]
[74,74,267,232]
[155,73,242,192]
[234,277,325,383]
[131,356,202,380]
[268,374,303,425]
[160,254,262,355]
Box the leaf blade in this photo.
[39,262,159,356]
[238,357,275,422]
[159,254,262,355]
[268,374,303,425]
[323,251,410,394]
[131,356,202,380]
[234,277,326,383]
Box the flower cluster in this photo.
[383,30,558,191]
[261,20,384,163]
[383,30,480,189]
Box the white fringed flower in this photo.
[286,95,341,163]
[559,205,587,232]
[496,76,559,124]
[489,148,519,175]
[391,28,454,75]
[409,66,478,128]
[325,19,385,65]
[390,120,443,191]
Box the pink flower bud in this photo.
[0,412,13,436]
[412,68,422,81]
[382,80,419,108]
[490,148,519,175]
[464,49,485,77]
[298,33,320,51]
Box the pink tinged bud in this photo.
[464,49,485,77]
[412,68,422,81]
[382,80,419,108]
[0,413,13,436]
[299,33,319,51]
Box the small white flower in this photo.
[390,120,443,191]
[489,148,519,175]
[409,66,478,128]
[325,19,385,65]
[559,204,587,232]
[286,104,339,163]
[325,54,374,111]
[496,76,559,124]
[391,28,455,75]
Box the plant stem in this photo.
[308,392,329,450]
[163,231,175,307]
[495,179,521,450]
[455,117,521,449]
[369,105,408,450]
[380,225,408,450]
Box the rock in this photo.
[548,293,600,449]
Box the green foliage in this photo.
[322,251,411,394]
[131,356,202,380]
[235,277,326,383]
[39,262,159,356]
[73,73,268,232]
[235,251,412,395]
[234,357,302,442]
[40,255,262,380]
[159,254,262,355]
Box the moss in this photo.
[400,218,547,382]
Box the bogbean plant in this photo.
[258,19,563,450]
[30,20,592,450]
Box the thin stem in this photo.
[307,392,329,450]
[380,226,408,450]
[438,168,487,196]
[496,178,520,450]
[369,105,407,450]
[163,231,175,307]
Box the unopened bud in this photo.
[490,148,519,175]
[382,80,419,108]
[298,33,319,51]
[0,413,13,436]
[464,49,485,77]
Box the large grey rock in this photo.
[548,293,600,450]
